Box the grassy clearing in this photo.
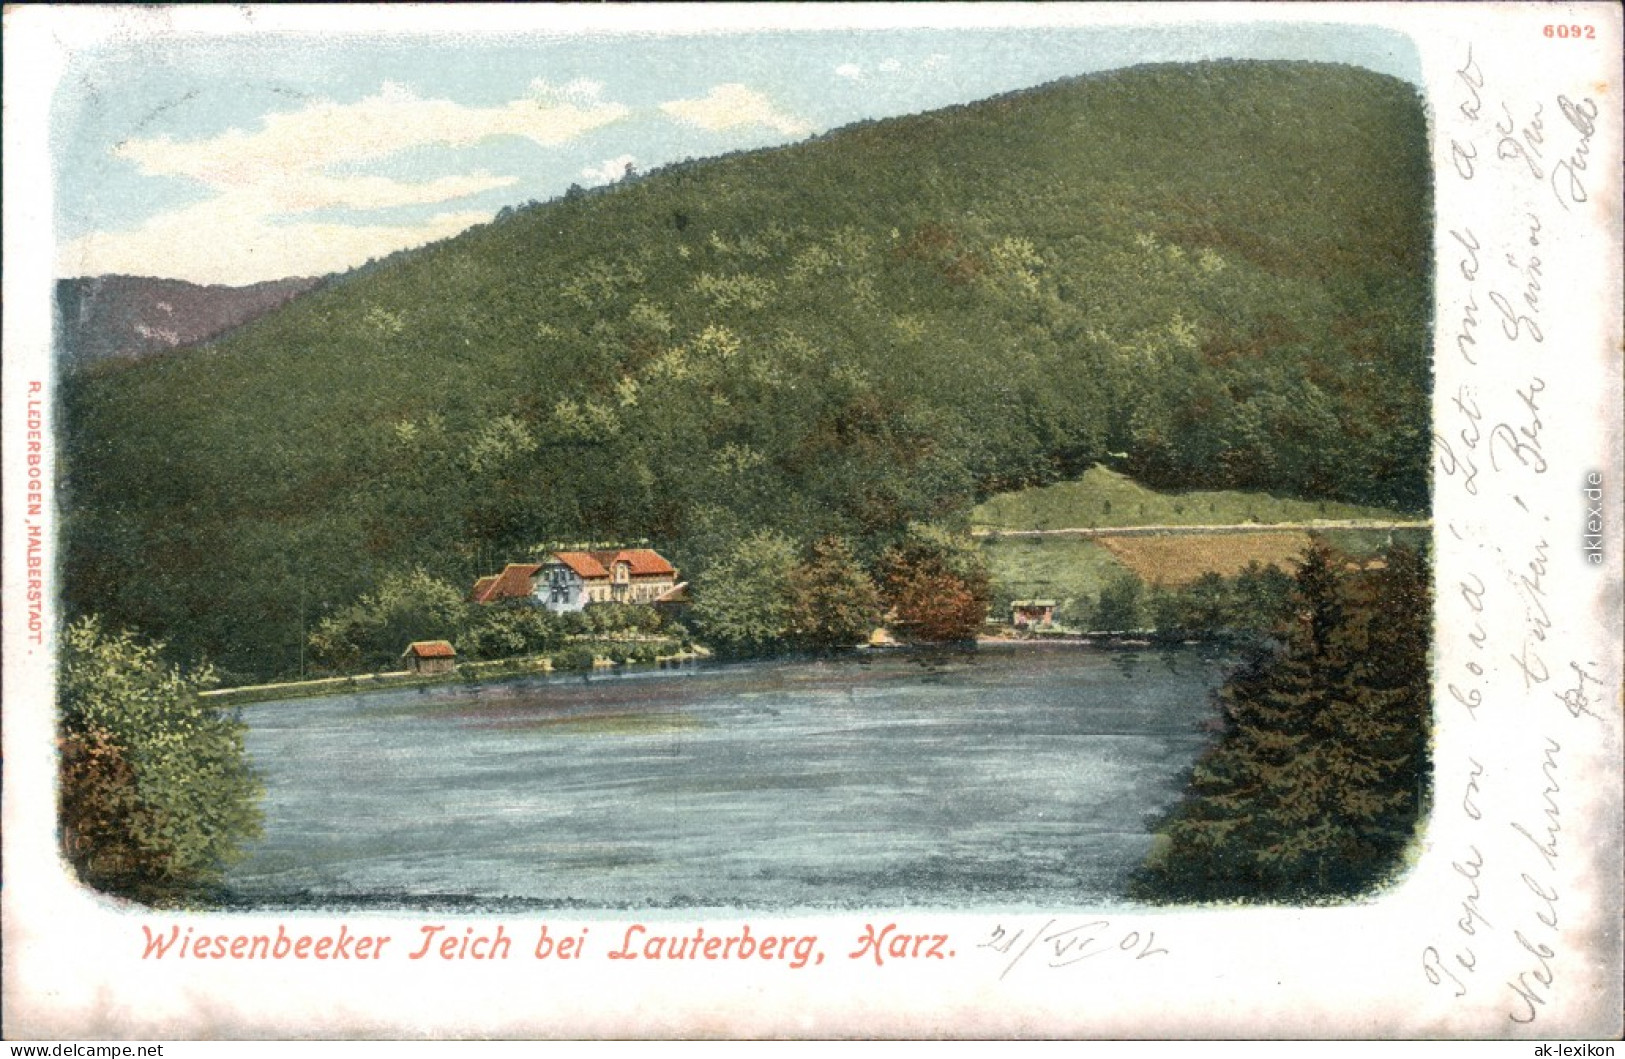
[980,536,1128,616]
[972,465,1412,533]
[975,471,1430,611]
[981,526,1431,609]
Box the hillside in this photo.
[55,275,324,372]
[972,464,1411,532]
[977,468,1429,621]
[60,61,1433,680]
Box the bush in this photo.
[550,646,597,672]
[465,603,561,660]
[58,617,263,905]
[581,602,664,635]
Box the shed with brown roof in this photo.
[402,640,457,675]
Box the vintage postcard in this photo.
[4,3,1621,1041]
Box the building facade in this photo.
[540,549,679,613]
[471,549,679,615]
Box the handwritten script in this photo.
[977,918,1168,980]
[1424,40,1609,1030]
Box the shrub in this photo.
[550,646,597,672]
[58,617,263,905]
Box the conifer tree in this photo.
[1134,541,1431,902]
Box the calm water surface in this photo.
[226,645,1230,910]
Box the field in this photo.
[977,470,1430,619]
[971,465,1412,533]
[981,536,1125,614]
[1096,532,1312,587]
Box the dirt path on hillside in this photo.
[971,519,1431,539]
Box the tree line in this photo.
[306,524,993,673]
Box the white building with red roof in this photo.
[541,549,679,613]
[470,549,679,614]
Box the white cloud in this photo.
[79,81,632,284]
[835,63,863,80]
[58,191,493,286]
[581,154,637,184]
[117,82,628,192]
[659,84,810,137]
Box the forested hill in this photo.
[61,60,1433,681]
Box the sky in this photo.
[51,18,1422,286]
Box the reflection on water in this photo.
[226,644,1230,911]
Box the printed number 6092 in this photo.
[1543,24,1596,39]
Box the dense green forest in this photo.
[60,61,1432,681]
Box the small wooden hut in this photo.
[402,640,457,675]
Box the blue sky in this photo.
[53,21,1422,285]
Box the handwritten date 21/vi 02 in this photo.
[979,919,1168,980]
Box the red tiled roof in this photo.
[551,551,610,579]
[404,640,456,658]
[471,563,542,603]
[593,548,677,577]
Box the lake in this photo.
[225,644,1232,911]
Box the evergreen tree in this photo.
[1227,561,1296,632]
[1134,542,1431,902]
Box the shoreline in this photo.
[207,634,1251,708]
[203,646,709,707]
